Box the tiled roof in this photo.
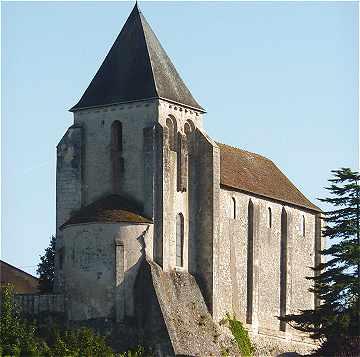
[0,260,39,294]
[61,194,152,229]
[218,143,321,212]
[70,4,204,112]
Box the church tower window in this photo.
[176,213,184,267]
[184,120,195,136]
[111,120,124,194]
[280,207,288,331]
[166,117,177,151]
[111,121,123,151]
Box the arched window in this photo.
[302,215,306,237]
[111,121,123,152]
[246,200,254,324]
[231,197,236,219]
[176,213,184,267]
[184,120,195,136]
[166,117,177,151]
[111,121,124,194]
[268,207,272,228]
[184,122,192,136]
[280,207,288,332]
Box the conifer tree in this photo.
[280,168,360,353]
[37,235,56,293]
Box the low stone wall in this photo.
[250,330,318,357]
[15,294,65,315]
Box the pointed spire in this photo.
[70,4,204,112]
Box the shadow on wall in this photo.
[113,226,150,323]
[277,353,302,357]
[133,258,174,354]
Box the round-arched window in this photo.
[111,121,123,151]
[166,117,177,151]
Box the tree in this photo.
[37,235,56,293]
[0,284,48,356]
[280,168,360,354]
[0,284,123,356]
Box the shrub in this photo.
[0,284,47,356]
[50,327,114,357]
[1,285,148,357]
[118,345,146,357]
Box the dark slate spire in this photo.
[70,4,204,112]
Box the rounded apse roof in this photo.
[60,194,152,229]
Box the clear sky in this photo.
[1,1,358,276]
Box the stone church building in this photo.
[19,4,324,356]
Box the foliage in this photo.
[117,345,145,357]
[37,235,56,293]
[49,327,114,357]
[279,168,360,352]
[221,313,254,357]
[1,284,147,357]
[0,284,47,356]
[315,335,360,357]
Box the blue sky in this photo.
[1,1,358,276]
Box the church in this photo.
[19,4,324,356]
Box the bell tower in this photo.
[55,3,206,291]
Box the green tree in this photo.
[50,328,114,357]
[1,284,121,356]
[37,235,56,293]
[280,168,360,354]
[0,284,48,356]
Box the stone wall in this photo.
[61,222,153,321]
[157,99,203,130]
[15,294,64,315]
[214,187,322,345]
[55,125,83,291]
[188,131,220,312]
[155,100,204,273]
[59,99,205,276]
[250,331,317,356]
[73,100,158,207]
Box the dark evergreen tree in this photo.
[280,168,360,354]
[36,235,56,293]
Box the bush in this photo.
[1,284,146,357]
[0,284,47,356]
[48,327,114,357]
[118,345,146,357]
[221,313,254,357]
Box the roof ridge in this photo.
[138,9,160,98]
